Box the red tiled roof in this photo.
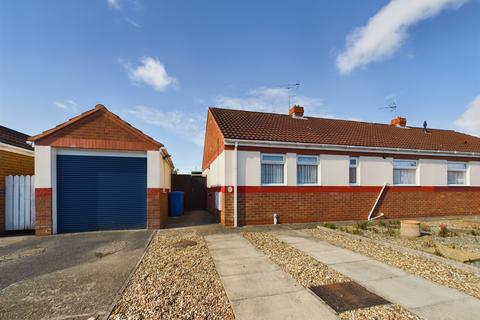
[0,125,33,150]
[210,107,480,154]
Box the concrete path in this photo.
[205,233,337,320]
[274,230,480,320]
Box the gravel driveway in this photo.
[0,230,152,320]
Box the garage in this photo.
[29,104,174,235]
[56,152,147,233]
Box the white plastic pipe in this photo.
[368,182,388,220]
[233,142,238,227]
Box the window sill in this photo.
[261,184,286,186]
[297,184,320,186]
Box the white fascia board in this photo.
[224,139,480,159]
[56,148,147,158]
[0,142,34,157]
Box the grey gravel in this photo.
[306,227,480,300]
[109,230,234,320]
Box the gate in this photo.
[172,174,207,211]
[5,175,35,231]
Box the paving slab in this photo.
[206,233,338,319]
[232,290,336,320]
[361,274,467,309]
[332,259,406,281]
[214,256,279,276]
[308,248,371,265]
[275,230,480,320]
[412,297,480,320]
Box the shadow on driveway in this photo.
[0,230,152,320]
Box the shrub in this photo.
[357,221,372,230]
[438,224,449,237]
[378,221,387,227]
[323,223,337,230]
[420,224,431,233]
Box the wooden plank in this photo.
[24,176,31,229]
[19,176,25,230]
[13,176,19,230]
[31,176,35,229]
[5,176,13,231]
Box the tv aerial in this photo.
[380,102,398,114]
[283,82,300,108]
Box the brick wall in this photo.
[35,188,52,235]
[0,150,34,233]
[35,110,159,151]
[202,110,225,171]
[147,188,169,229]
[219,187,480,226]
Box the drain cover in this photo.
[310,281,390,312]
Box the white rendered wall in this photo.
[147,150,161,188]
[469,162,480,186]
[35,146,53,188]
[162,159,172,189]
[418,159,447,186]
[237,151,261,186]
[286,153,297,186]
[206,151,225,187]
[359,156,393,186]
[320,155,349,186]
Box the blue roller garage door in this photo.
[56,154,147,233]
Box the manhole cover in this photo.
[310,281,390,312]
[173,240,197,248]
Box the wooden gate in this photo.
[172,174,207,211]
[5,175,35,231]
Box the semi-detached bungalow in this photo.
[202,106,480,227]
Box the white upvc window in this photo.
[448,162,467,185]
[261,154,285,185]
[349,157,358,185]
[297,155,319,185]
[393,159,417,185]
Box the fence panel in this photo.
[5,175,35,231]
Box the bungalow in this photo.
[202,106,480,227]
[29,104,173,235]
[0,126,34,234]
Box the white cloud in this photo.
[453,95,480,136]
[127,105,204,146]
[106,0,120,10]
[121,57,177,92]
[214,87,334,117]
[54,100,77,112]
[336,0,468,74]
[126,18,140,28]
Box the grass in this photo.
[322,223,337,230]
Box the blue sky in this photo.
[1,0,479,172]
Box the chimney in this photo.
[289,105,304,118]
[390,116,407,127]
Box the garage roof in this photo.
[0,125,33,150]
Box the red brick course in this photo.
[0,150,34,233]
[35,188,52,236]
[215,186,480,226]
[147,188,169,229]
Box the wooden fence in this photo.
[5,175,35,231]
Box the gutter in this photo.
[223,138,480,159]
[0,142,34,157]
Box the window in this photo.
[297,155,319,185]
[448,162,467,185]
[261,154,285,185]
[349,157,358,184]
[393,160,417,185]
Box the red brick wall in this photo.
[147,188,169,229]
[202,110,225,171]
[0,150,34,233]
[35,188,52,236]
[35,110,159,151]
[219,187,480,226]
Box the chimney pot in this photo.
[390,116,407,127]
[289,105,304,118]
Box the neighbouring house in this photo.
[202,106,480,227]
[0,126,34,234]
[29,104,173,235]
